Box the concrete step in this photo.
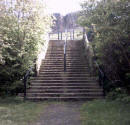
[39,68,89,71]
[40,66,89,69]
[29,86,101,89]
[30,82,98,86]
[42,59,87,62]
[44,57,84,59]
[42,61,87,64]
[38,72,90,75]
[46,53,83,56]
[26,96,103,101]
[25,40,103,101]
[26,92,103,97]
[41,63,89,66]
[27,89,103,93]
[31,76,97,80]
[37,74,91,77]
[39,70,90,73]
[31,79,98,83]
[27,88,103,93]
[47,49,83,51]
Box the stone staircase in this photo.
[26,40,103,101]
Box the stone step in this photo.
[38,73,91,78]
[47,50,81,52]
[25,40,103,101]
[27,88,103,93]
[30,82,98,86]
[31,79,98,83]
[43,59,86,62]
[39,72,90,75]
[46,56,86,59]
[41,63,88,66]
[31,77,97,80]
[26,92,103,97]
[41,64,89,66]
[41,64,88,67]
[42,61,87,64]
[43,59,87,61]
[46,52,83,55]
[39,70,90,73]
[47,48,83,50]
[27,87,103,93]
[44,57,84,59]
[46,53,83,56]
[29,86,100,89]
[39,68,89,71]
[26,96,103,101]
[40,66,89,68]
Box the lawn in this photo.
[0,97,47,125]
[80,100,130,125]
[1,97,130,125]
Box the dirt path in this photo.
[32,102,82,125]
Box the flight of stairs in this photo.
[26,40,103,101]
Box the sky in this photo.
[44,0,85,15]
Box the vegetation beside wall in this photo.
[79,0,130,96]
[0,97,47,125]
[81,100,130,125]
[0,0,52,95]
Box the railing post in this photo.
[64,38,67,72]
[73,29,74,40]
[23,68,32,101]
[58,31,60,40]
[24,76,27,101]
[64,52,66,72]
[61,32,62,40]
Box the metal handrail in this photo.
[83,30,107,95]
[23,67,32,100]
[64,36,67,72]
[95,61,105,85]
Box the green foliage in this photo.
[81,100,130,125]
[79,0,130,93]
[0,0,52,95]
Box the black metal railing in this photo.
[64,36,67,72]
[83,30,109,96]
[94,61,106,96]
[95,62,105,86]
[23,67,32,100]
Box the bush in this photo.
[79,0,130,94]
[0,0,52,95]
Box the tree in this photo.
[0,0,52,95]
[79,0,130,93]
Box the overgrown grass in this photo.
[80,100,130,125]
[0,97,47,125]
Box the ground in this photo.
[31,102,82,125]
[0,97,130,125]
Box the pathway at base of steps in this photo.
[31,102,82,125]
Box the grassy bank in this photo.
[0,97,47,125]
[81,100,130,125]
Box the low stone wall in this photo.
[83,33,95,75]
[36,36,49,76]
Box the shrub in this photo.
[79,0,130,94]
[0,0,52,95]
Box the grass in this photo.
[80,100,130,125]
[1,97,130,125]
[0,97,47,125]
